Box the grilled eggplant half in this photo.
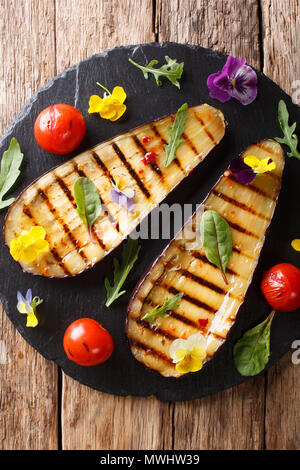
[4,104,225,278]
[127,140,284,378]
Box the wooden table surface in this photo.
[0,0,299,451]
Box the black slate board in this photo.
[1,42,300,402]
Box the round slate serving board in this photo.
[1,42,300,402]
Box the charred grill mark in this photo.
[22,204,71,276]
[91,151,116,185]
[111,142,151,198]
[37,188,90,264]
[212,189,270,221]
[55,175,75,205]
[226,219,260,239]
[227,174,275,200]
[131,135,164,179]
[129,338,174,365]
[72,162,119,238]
[178,268,226,295]
[193,112,217,145]
[143,298,206,331]
[150,123,184,172]
[182,133,199,156]
[165,284,217,314]
[135,318,177,341]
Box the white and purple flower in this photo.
[207,56,258,106]
[17,288,43,327]
[110,177,135,212]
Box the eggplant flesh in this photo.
[126,140,284,378]
[4,104,225,278]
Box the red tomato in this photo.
[63,318,114,366]
[260,263,300,312]
[34,104,86,154]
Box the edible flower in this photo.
[10,226,49,263]
[17,288,43,327]
[111,176,135,212]
[207,56,258,105]
[291,239,300,252]
[229,155,276,184]
[88,83,127,121]
[169,333,207,375]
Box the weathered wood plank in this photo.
[261,0,300,449]
[0,2,58,449]
[57,0,170,451]
[156,0,265,450]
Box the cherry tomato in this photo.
[34,104,86,154]
[63,318,114,366]
[260,263,300,312]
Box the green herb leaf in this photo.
[233,311,275,376]
[0,137,24,210]
[141,292,183,323]
[74,177,102,242]
[275,100,300,159]
[128,56,184,88]
[200,210,233,284]
[105,237,141,307]
[163,103,188,167]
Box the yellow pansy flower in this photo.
[17,289,43,328]
[291,239,300,252]
[88,83,127,121]
[10,226,49,263]
[243,155,276,174]
[169,333,207,375]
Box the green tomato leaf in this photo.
[163,103,188,167]
[233,311,275,377]
[74,177,102,241]
[105,237,141,307]
[200,210,233,284]
[275,100,300,159]
[141,292,184,323]
[0,137,24,210]
[128,56,184,88]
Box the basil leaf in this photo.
[200,210,233,284]
[275,100,300,159]
[74,177,102,241]
[141,292,184,323]
[105,237,141,307]
[163,103,188,167]
[233,311,275,376]
[129,56,184,88]
[0,137,24,210]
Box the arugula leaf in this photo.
[233,311,275,376]
[200,210,233,285]
[105,237,141,307]
[163,103,188,167]
[141,292,183,323]
[128,56,184,88]
[275,100,300,159]
[0,137,24,210]
[74,177,102,242]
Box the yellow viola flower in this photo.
[291,239,300,251]
[243,155,276,174]
[17,289,43,328]
[169,333,207,375]
[88,83,127,121]
[10,226,49,263]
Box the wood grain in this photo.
[261,0,300,449]
[0,1,58,449]
[157,0,265,450]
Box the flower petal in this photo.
[169,338,187,361]
[291,239,300,251]
[109,103,126,121]
[223,56,247,79]
[26,313,38,328]
[111,86,127,104]
[111,188,135,212]
[21,247,38,263]
[88,95,103,113]
[229,64,258,105]
[175,354,204,374]
[186,332,207,350]
[207,71,231,103]
[32,239,49,254]
[17,301,29,314]
[26,288,32,305]
[244,155,262,169]
[30,225,46,240]
[10,239,22,261]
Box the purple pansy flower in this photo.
[111,188,135,212]
[207,56,258,105]
[229,157,256,184]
